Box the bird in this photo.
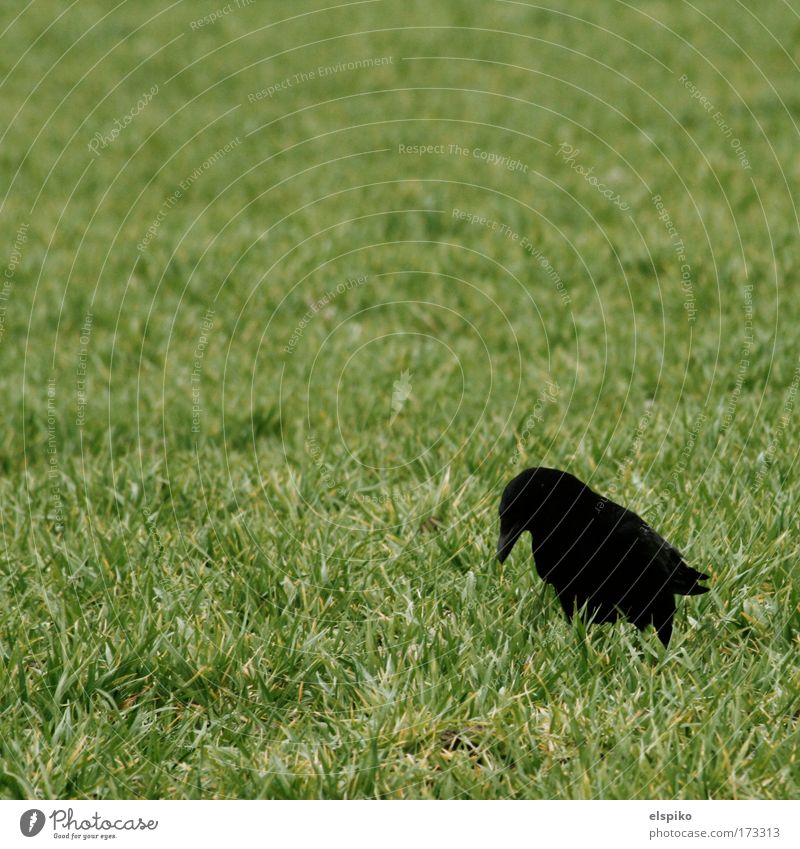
[496,467,709,647]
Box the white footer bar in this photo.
[2,800,797,848]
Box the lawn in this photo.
[0,0,798,799]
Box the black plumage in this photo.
[496,467,709,646]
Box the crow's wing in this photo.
[612,514,709,596]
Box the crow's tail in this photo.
[671,563,710,596]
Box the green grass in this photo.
[0,0,799,798]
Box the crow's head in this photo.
[496,466,592,562]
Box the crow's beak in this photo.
[496,523,524,563]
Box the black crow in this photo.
[496,467,709,646]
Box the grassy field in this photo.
[0,0,799,799]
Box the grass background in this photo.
[0,0,798,798]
